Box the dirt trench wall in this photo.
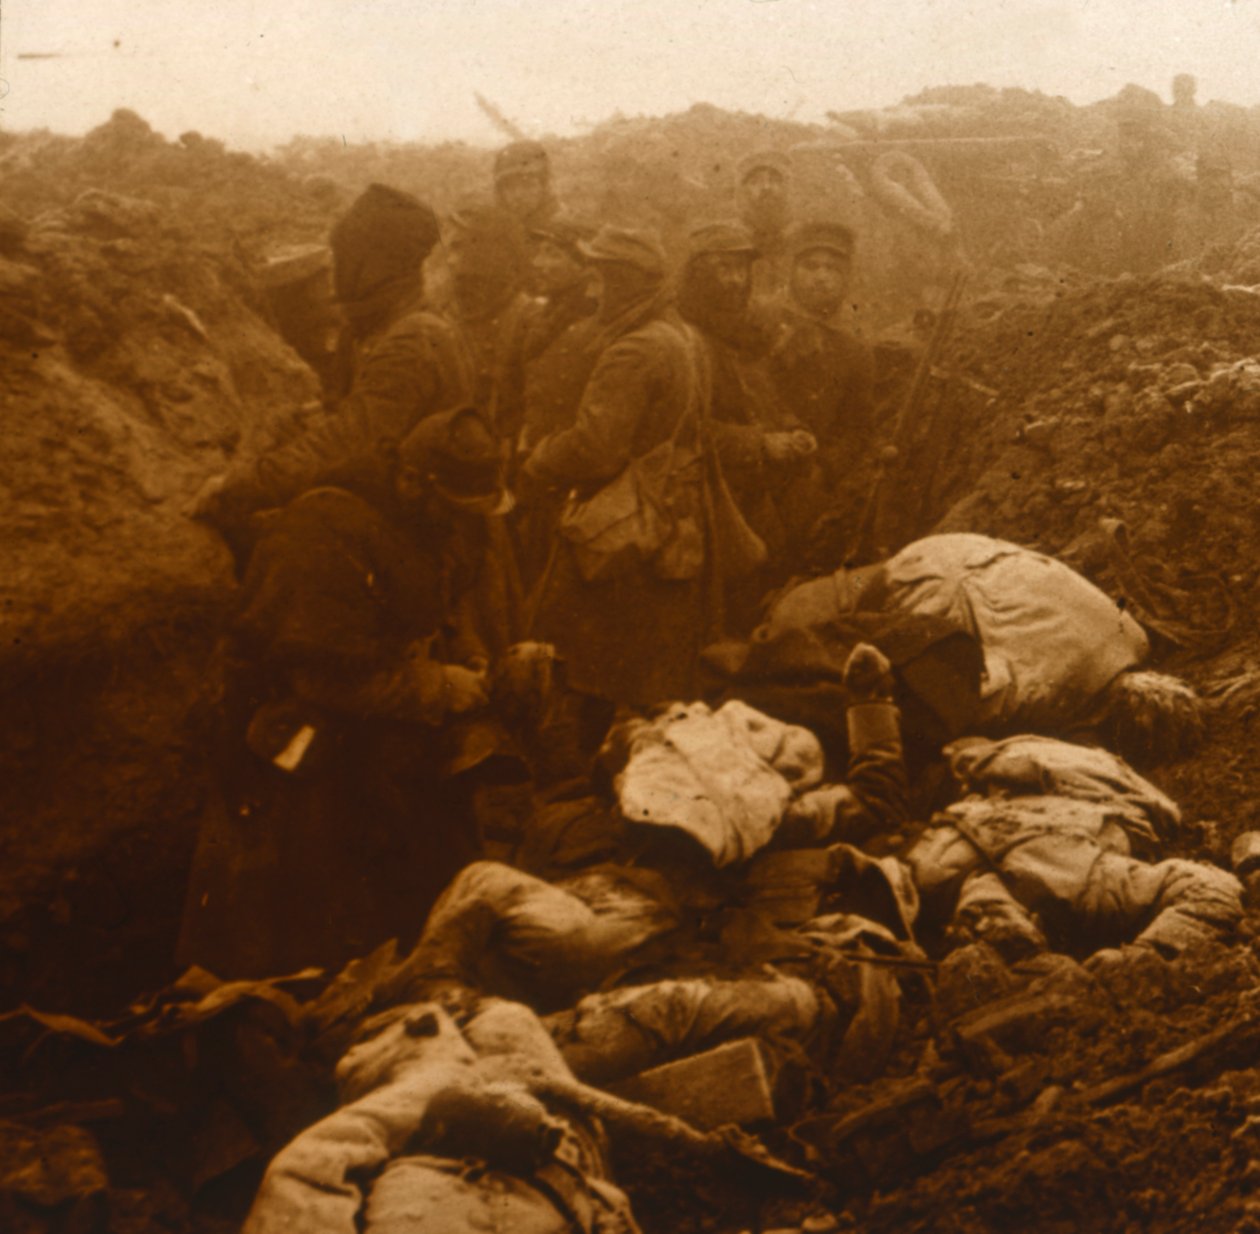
[0,128,323,1011]
[8,101,1260,1016]
[933,272,1260,593]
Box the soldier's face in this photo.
[743,167,786,211]
[529,239,586,295]
[739,167,789,235]
[792,249,850,317]
[447,231,515,301]
[699,252,752,306]
[498,173,547,217]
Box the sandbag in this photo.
[869,150,956,239]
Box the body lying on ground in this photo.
[903,733,1242,968]
[378,645,916,1082]
[758,532,1203,764]
[244,997,640,1234]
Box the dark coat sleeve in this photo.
[830,701,909,842]
[233,490,453,722]
[523,332,667,488]
[244,315,473,511]
[839,336,877,443]
[703,342,801,487]
[707,419,766,479]
[765,698,908,852]
[807,332,877,481]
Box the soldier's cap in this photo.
[494,140,550,183]
[577,225,667,276]
[330,183,440,266]
[687,220,759,259]
[399,407,513,515]
[527,215,598,257]
[738,149,792,183]
[788,220,857,260]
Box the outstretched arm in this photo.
[781,643,908,846]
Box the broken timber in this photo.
[608,1037,778,1130]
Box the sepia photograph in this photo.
[2,1,1260,1230]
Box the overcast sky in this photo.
[3,0,1259,150]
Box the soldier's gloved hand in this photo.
[788,429,818,457]
[189,472,229,522]
[843,642,894,702]
[781,784,851,845]
[442,664,490,715]
[493,642,557,718]
[188,471,272,570]
[763,430,817,464]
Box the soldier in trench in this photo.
[179,408,520,979]
[767,220,877,571]
[196,183,476,549]
[519,225,711,711]
[435,202,537,449]
[492,139,562,231]
[735,148,795,302]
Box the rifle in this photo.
[845,272,966,565]
[475,93,530,142]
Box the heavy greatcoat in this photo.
[524,305,711,708]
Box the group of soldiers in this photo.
[187,141,880,978]
[1045,79,1260,274]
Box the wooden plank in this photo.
[606,1038,777,1130]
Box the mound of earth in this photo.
[936,271,1260,598]
[0,109,342,255]
[2,189,318,660]
[0,145,321,1011]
